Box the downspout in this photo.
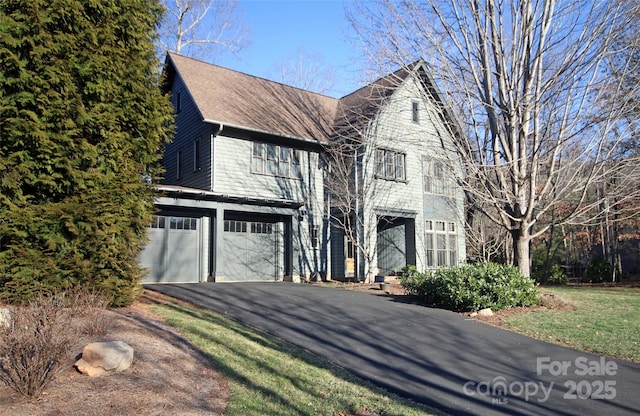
[211,124,223,191]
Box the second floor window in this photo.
[423,157,454,197]
[193,139,201,171]
[375,148,406,181]
[252,142,302,179]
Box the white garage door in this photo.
[140,215,202,283]
[221,219,284,281]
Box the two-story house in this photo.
[139,53,465,283]
[328,61,466,281]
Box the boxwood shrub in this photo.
[400,263,539,312]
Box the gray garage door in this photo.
[140,215,202,283]
[221,219,283,281]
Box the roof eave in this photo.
[202,118,327,145]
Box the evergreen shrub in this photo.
[400,263,539,312]
[586,256,613,283]
[0,0,173,306]
[546,264,569,285]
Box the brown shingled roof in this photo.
[166,53,429,143]
[167,53,340,143]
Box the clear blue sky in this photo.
[216,0,362,98]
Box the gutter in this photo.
[202,118,326,147]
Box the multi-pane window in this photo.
[149,216,166,229]
[224,220,247,233]
[425,220,458,268]
[252,142,302,179]
[169,217,197,230]
[252,142,265,173]
[310,225,319,249]
[423,157,453,197]
[375,148,406,181]
[251,222,273,234]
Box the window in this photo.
[149,216,166,229]
[375,149,385,177]
[278,147,290,177]
[375,148,406,181]
[412,101,420,123]
[169,217,197,230]
[423,157,453,197]
[251,222,273,234]
[176,92,181,113]
[395,152,405,179]
[176,149,183,179]
[193,139,201,171]
[224,220,247,233]
[425,220,458,268]
[267,144,278,175]
[252,142,265,173]
[252,142,303,179]
[292,150,302,178]
[310,225,319,249]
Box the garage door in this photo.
[221,219,284,281]
[140,215,202,283]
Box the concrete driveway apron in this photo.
[145,282,640,416]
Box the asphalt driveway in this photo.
[145,282,640,416]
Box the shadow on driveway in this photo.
[145,282,640,416]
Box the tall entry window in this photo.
[425,220,458,268]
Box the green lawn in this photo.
[502,286,640,363]
[152,301,442,416]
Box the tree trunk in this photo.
[512,229,531,278]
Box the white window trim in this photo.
[425,220,458,268]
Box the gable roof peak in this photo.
[166,52,340,142]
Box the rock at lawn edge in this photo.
[0,308,10,328]
[75,341,134,377]
[478,308,494,317]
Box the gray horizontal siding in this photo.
[162,77,213,190]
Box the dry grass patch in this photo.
[0,293,229,416]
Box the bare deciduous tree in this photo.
[348,0,640,277]
[157,0,250,61]
[273,47,336,95]
[325,133,411,283]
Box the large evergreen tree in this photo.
[0,0,173,305]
